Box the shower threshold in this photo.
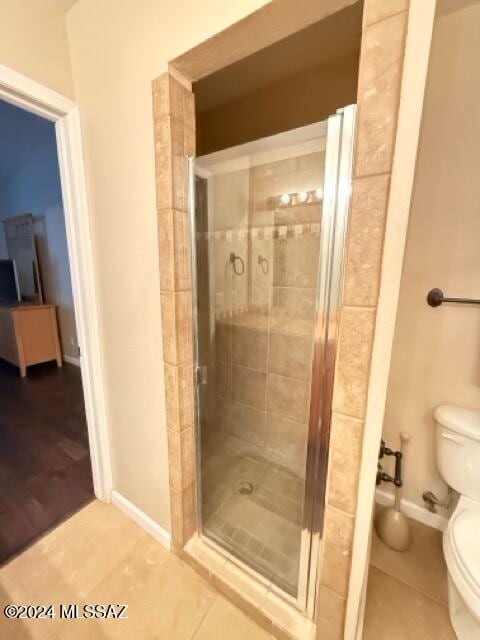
[183,533,316,640]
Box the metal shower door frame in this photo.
[187,104,356,616]
[299,104,356,617]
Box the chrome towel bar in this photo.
[427,288,480,307]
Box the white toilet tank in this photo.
[435,405,480,502]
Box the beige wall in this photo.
[197,55,359,154]
[0,0,74,97]
[65,0,270,531]
[383,0,480,513]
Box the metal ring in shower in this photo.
[229,252,245,275]
[258,255,269,275]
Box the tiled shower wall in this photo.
[200,152,325,475]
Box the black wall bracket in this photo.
[376,439,403,488]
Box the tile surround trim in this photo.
[183,535,316,640]
[353,10,409,178]
[318,1,410,638]
[153,0,412,634]
[153,72,197,550]
[327,413,364,515]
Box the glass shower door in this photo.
[191,108,355,606]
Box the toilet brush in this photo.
[375,432,412,552]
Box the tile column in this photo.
[316,1,410,637]
[152,72,197,549]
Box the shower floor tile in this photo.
[201,432,304,595]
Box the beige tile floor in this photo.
[364,510,456,640]
[0,501,273,640]
[0,498,458,640]
[364,567,456,640]
[370,509,448,603]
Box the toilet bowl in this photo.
[443,496,480,638]
[434,405,480,639]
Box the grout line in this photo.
[319,583,347,602]
[332,410,364,424]
[363,7,409,31]
[353,170,391,181]
[331,407,365,422]
[369,565,449,609]
[264,288,272,451]
[328,503,356,520]
[190,591,218,639]
[341,303,377,312]
[157,205,188,216]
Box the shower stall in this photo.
[189,105,356,613]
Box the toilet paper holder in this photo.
[376,439,403,488]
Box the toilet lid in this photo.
[450,509,480,598]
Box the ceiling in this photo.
[194,2,363,113]
[0,100,55,189]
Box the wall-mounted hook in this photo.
[257,255,269,275]
[229,252,244,276]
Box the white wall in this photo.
[382,0,480,512]
[65,0,270,531]
[0,128,78,360]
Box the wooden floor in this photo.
[0,359,93,565]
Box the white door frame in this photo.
[0,64,113,502]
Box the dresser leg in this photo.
[20,364,26,378]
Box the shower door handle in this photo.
[196,366,208,385]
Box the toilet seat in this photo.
[444,503,480,623]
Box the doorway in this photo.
[0,64,112,557]
[191,106,356,610]
[0,98,95,562]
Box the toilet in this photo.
[434,405,480,639]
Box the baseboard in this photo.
[63,354,80,366]
[111,490,171,550]
[375,488,448,532]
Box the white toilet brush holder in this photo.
[375,432,412,552]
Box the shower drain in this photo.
[237,480,254,495]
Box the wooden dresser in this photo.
[0,304,62,377]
